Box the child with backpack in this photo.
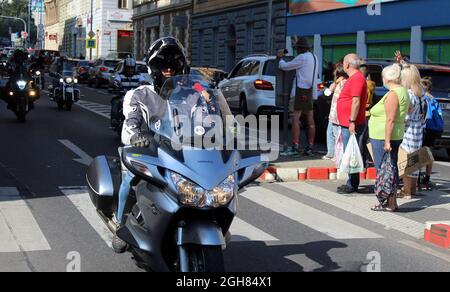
[420,77,444,190]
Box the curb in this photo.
[258,166,378,182]
[424,222,450,250]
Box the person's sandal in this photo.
[371,204,386,212]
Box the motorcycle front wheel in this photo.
[180,245,225,272]
[16,102,26,123]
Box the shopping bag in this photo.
[375,153,399,202]
[334,128,344,168]
[339,134,364,174]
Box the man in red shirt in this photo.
[336,54,368,194]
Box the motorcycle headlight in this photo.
[65,77,73,84]
[36,71,41,76]
[16,80,27,90]
[170,172,235,208]
[74,78,78,84]
[59,78,64,83]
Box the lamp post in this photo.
[267,0,273,55]
[89,0,94,60]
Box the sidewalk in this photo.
[262,149,378,182]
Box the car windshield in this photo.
[148,75,235,148]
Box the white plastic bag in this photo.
[339,134,364,174]
[334,128,344,168]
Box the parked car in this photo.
[88,58,120,88]
[107,60,151,91]
[219,55,283,116]
[74,60,93,83]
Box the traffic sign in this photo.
[86,38,97,49]
[88,31,95,39]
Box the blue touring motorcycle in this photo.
[86,75,268,272]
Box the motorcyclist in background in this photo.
[112,37,189,253]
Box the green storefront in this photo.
[322,34,356,64]
[366,30,411,60]
[423,27,450,65]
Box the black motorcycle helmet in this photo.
[147,37,188,92]
[123,56,137,78]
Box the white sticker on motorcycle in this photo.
[194,126,206,136]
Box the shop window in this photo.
[323,45,356,64]
[425,40,450,65]
[367,43,410,60]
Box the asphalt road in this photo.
[0,80,449,272]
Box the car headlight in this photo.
[65,77,73,84]
[170,172,235,208]
[16,80,27,90]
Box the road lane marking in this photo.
[241,186,383,240]
[281,183,425,239]
[0,187,51,253]
[58,140,93,166]
[230,217,279,242]
[76,100,111,119]
[59,187,113,248]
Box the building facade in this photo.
[191,0,287,72]
[132,0,192,62]
[286,0,450,78]
[44,0,134,60]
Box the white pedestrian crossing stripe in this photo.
[59,186,279,246]
[0,187,51,253]
[241,187,383,240]
[76,100,111,119]
[59,187,113,248]
[282,183,426,239]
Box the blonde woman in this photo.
[398,63,425,199]
[369,64,409,212]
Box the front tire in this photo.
[16,102,26,123]
[183,245,225,272]
[66,100,73,111]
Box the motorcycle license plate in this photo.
[66,87,73,93]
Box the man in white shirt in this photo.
[278,37,318,156]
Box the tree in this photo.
[0,0,37,46]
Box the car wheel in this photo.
[239,95,249,117]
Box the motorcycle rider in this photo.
[111,57,146,127]
[49,56,68,100]
[5,49,32,109]
[112,37,189,253]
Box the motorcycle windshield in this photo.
[149,75,235,149]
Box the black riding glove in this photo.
[130,132,152,148]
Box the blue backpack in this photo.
[425,95,444,132]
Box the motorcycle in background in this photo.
[4,73,40,122]
[49,73,80,111]
[86,75,268,272]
